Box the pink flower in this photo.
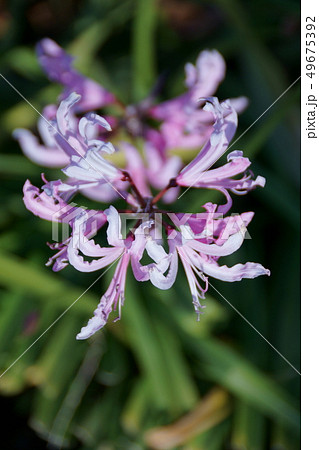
[176,98,265,212]
[23,179,107,272]
[15,90,182,205]
[36,38,116,111]
[17,46,269,340]
[13,105,70,168]
[62,199,269,338]
[16,41,248,178]
[69,206,178,339]
[149,50,248,150]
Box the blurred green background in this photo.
[0,0,300,448]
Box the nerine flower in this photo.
[20,93,270,340]
[14,39,247,180]
[149,50,248,150]
[15,90,182,204]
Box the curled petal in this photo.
[23,180,67,221]
[66,211,122,271]
[149,246,178,290]
[145,239,169,267]
[186,154,251,188]
[227,175,266,194]
[79,112,112,140]
[207,211,254,243]
[77,236,112,257]
[176,206,254,244]
[213,188,233,215]
[176,98,237,184]
[184,247,270,282]
[130,233,150,282]
[68,243,123,272]
[78,112,114,154]
[106,206,124,247]
[129,220,156,281]
[86,139,115,153]
[37,105,58,147]
[62,148,122,183]
[56,92,81,135]
[23,180,106,231]
[76,314,106,340]
[76,253,130,339]
[13,129,69,168]
[204,261,271,281]
[183,225,246,256]
[51,93,86,158]
[185,50,226,101]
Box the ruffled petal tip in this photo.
[76,314,106,340]
[256,175,266,188]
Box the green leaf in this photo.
[231,400,266,449]
[153,319,199,410]
[47,339,103,448]
[214,0,288,97]
[187,336,300,431]
[254,163,300,229]
[132,0,157,101]
[123,273,196,414]
[29,316,85,441]
[74,384,124,445]
[244,86,300,159]
[0,249,97,315]
[122,378,150,434]
[0,47,41,79]
[0,154,43,177]
[69,0,134,69]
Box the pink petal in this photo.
[23,180,67,222]
[184,247,270,282]
[13,129,69,168]
[122,143,151,198]
[187,153,251,187]
[149,246,178,290]
[183,226,246,256]
[76,253,130,339]
[229,96,249,114]
[185,50,226,101]
[145,142,182,190]
[106,206,124,247]
[176,98,237,184]
[68,243,123,272]
[37,38,116,111]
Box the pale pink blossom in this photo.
[16,41,270,340]
[20,90,269,339]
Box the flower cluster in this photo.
[16,39,269,339]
